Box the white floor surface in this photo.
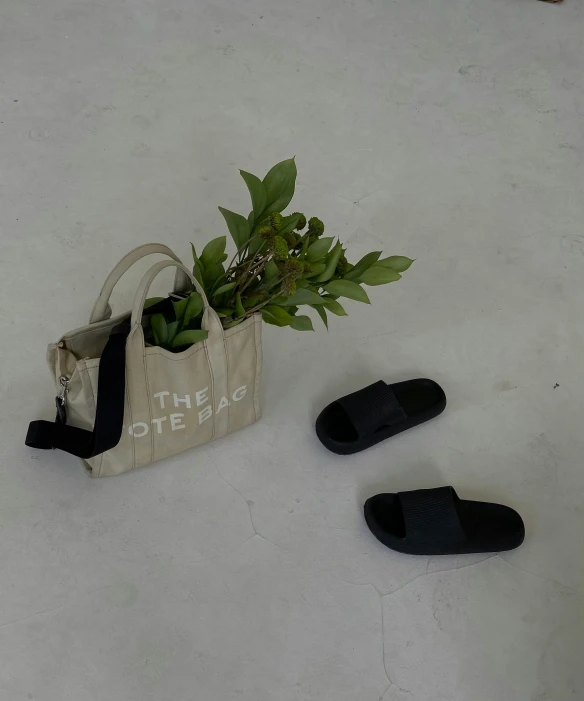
[1,1,583,699]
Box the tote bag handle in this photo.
[130,259,223,335]
[90,243,190,324]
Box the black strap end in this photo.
[26,421,55,450]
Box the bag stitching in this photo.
[126,363,135,473]
[223,323,254,339]
[82,359,101,371]
[253,316,261,421]
[81,362,104,478]
[61,316,127,341]
[66,315,252,347]
[143,345,206,362]
[203,336,216,441]
[221,321,230,436]
[251,318,258,422]
[77,366,96,410]
[143,339,154,469]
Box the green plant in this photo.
[143,158,413,351]
[144,290,208,351]
[195,158,413,331]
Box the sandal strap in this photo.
[398,487,467,548]
[337,381,407,438]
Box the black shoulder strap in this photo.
[25,323,130,460]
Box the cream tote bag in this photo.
[26,244,262,477]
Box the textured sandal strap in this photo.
[337,381,407,438]
[398,487,467,549]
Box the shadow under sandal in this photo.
[316,379,446,455]
[364,486,525,555]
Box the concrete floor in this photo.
[1,0,583,699]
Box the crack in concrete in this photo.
[335,578,411,695]
[0,602,68,630]
[212,462,290,554]
[335,551,580,699]
[379,588,412,696]
[496,555,578,592]
[382,554,498,598]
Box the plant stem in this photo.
[238,254,271,296]
[242,272,294,315]
[227,235,259,272]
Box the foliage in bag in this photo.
[144,158,413,349]
[144,291,208,350]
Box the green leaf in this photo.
[307,237,334,262]
[182,316,203,331]
[313,241,343,283]
[264,259,279,283]
[191,243,205,287]
[240,170,267,223]
[359,265,402,286]
[212,281,237,297]
[311,305,328,329]
[183,291,204,325]
[261,305,293,327]
[305,263,326,278]
[276,288,325,306]
[259,158,297,219]
[191,243,204,271]
[218,207,251,249]
[210,275,228,295]
[200,236,227,270]
[166,321,179,343]
[235,292,246,318]
[172,297,188,322]
[324,279,370,303]
[321,297,347,316]
[151,314,168,345]
[215,307,234,317]
[192,262,203,287]
[144,297,165,309]
[289,314,314,331]
[344,251,382,281]
[171,329,209,348]
[376,256,414,272]
[278,213,303,237]
[203,263,225,289]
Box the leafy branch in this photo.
[143,158,414,351]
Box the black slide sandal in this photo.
[364,486,525,555]
[316,379,446,455]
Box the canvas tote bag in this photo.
[26,244,262,477]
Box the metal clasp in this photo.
[58,376,70,406]
[56,376,70,425]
